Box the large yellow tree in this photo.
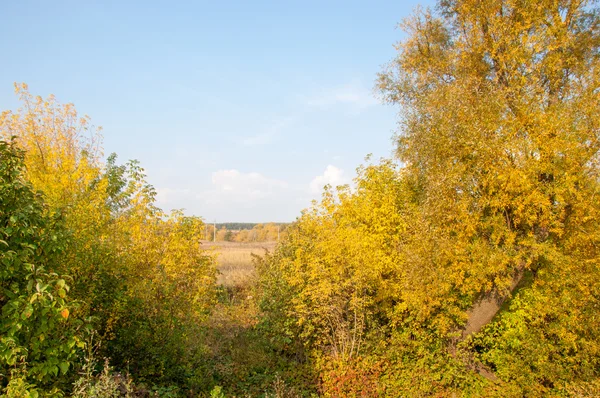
[377,0,600,394]
[259,1,600,396]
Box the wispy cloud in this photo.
[199,169,289,203]
[305,82,377,110]
[192,168,301,221]
[237,117,294,147]
[240,132,274,146]
[155,187,192,205]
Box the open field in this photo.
[202,240,277,287]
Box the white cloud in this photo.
[306,82,377,109]
[191,169,301,221]
[310,165,347,194]
[201,169,288,203]
[155,187,191,205]
[158,166,352,222]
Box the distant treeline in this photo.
[206,222,290,242]
[213,222,290,231]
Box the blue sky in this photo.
[0,0,434,222]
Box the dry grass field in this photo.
[202,240,277,287]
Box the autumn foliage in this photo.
[2,0,600,396]
[0,85,217,395]
[257,0,600,396]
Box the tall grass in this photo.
[204,241,276,288]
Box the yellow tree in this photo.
[0,84,217,388]
[257,160,414,395]
[0,83,114,321]
[234,229,250,242]
[259,1,600,395]
[378,0,600,393]
[1,83,103,208]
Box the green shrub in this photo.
[0,139,83,392]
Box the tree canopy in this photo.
[258,0,600,395]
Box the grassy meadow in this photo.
[205,241,277,287]
[200,241,314,397]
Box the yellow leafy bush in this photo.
[0,84,217,389]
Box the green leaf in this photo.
[21,305,33,320]
[59,361,69,375]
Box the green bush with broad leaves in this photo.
[0,139,84,394]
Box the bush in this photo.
[0,139,83,392]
